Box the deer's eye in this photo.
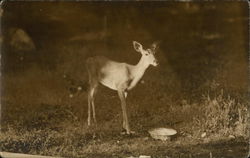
[145,53,149,56]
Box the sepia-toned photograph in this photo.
[0,1,249,158]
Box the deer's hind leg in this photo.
[91,83,98,124]
[86,59,99,126]
[87,76,99,126]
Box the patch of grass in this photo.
[193,89,248,138]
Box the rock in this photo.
[77,86,82,91]
[201,132,206,138]
[8,28,36,52]
[139,155,151,158]
[143,137,149,141]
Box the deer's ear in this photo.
[133,41,143,52]
[151,41,160,50]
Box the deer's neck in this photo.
[133,56,150,76]
[127,56,149,90]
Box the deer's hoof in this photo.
[129,131,135,134]
[120,129,135,135]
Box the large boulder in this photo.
[8,28,36,52]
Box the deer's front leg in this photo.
[87,91,92,126]
[118,90,131,134]
[87,84,98,126]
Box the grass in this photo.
[0,67,248,157]
[197,91,248,137]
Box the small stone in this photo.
[139,155,151,158]
[201,132,206,138]
[229,135,235,139]
[69,94,74,98]
[143,137,149,141]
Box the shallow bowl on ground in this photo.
[148,128,177,141]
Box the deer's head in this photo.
[133,41,159,67]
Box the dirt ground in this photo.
[69,128,247,158]
[77,136,248,158]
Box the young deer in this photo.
[86,41,159,134]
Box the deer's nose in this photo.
[154,59,159,66]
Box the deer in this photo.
[86,41,159,134]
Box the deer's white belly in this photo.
[100,73,123,90]
[98,62,130,91]
[100,80,117,90]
